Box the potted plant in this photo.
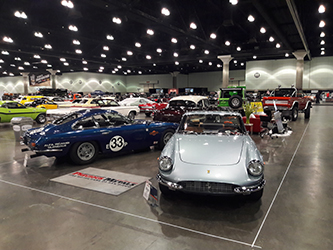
[243,102,257,124]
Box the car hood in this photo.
[177,134,246,165]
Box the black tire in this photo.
[157,129,174,149]
[128,111,136,120]
[36,113,46,124]
[70,141,98,165]
[305,105,310,119]
[291,107,298,121]
[248,189,263,202]
[228,95,243,109]
[159,183,174,196]
[145,113,151,117]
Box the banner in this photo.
[29,73,51,86]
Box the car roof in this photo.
[170,95,208,103]
[184,110,242,117]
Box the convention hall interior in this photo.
[0,1,332,249]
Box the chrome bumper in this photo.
[157,174,183,190]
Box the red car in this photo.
[139,101,168,117]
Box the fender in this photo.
[290,101,299,110]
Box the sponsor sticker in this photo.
[44,142,70,149]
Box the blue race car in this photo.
[22,109,178,164]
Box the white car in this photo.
[119,97,154,106]
[47,100,139,120]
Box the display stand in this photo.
[244,123,253,135]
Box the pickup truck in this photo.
[262,86,312,121]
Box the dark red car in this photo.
[139,101,168,117]
[152,95,211,123]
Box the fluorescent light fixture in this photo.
[64,62,69,66]
[83,67,88,71]
[127,51,133,56]
[82,60,87,64]
[171,38,177,43]
[112,17,121,24]
[190,45,195,50]
[44,44,52,49]
[147,29,154,35]
[225,41,231,46]
[173,52,179,57]
[14,11,27,19]
[68,25,78,32]
[122,57,127,61]
[103,46,109,51]
[204,50,209,54]
[33,54,40,59]
[41,60,48,64]
[175,61,179,65]
[24,62,30,65]
[15,57,21,61]
[60,58,66,62]
[101,54,106,58]
[117,65,122,69]
[75,49,82,54]
[146,55,152,60]
[135,42,141,47]
[18,66,24,70]
[3,36,13,43]
[156,48,162,53]
[34,32,43,38]
[61,0,74,9]
[73,39,80,45]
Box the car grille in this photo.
[178,181,237,194]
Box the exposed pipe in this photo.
[286,0,311,60]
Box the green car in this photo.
[0,101,47,124]
[218,86,246,109]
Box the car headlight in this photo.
[247,160,264,176]
[159,156,173,171]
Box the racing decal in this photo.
[108,135,128,152]
[44,142,70,149]
[149,130,159,136]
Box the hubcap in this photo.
[232,99,240,106]
[163,132,173,144]
[77,142,95,161]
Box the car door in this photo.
[1,102,30,122]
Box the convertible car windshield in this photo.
[178,114,245,134]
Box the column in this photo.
[170,71,180,89]
[22,72,29,95]
[217,55,233,88]
[292,50,307,90]
[46,69,57,89]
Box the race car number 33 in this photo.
[109,135,127,152]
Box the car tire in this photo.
[159,183,174,196]
[70,141,98,165]
[145,113,151,117]
[128,111,136,120]
[291,107,298,121]
[305,105,310,119]
[157,129,174,149]
[248,189,263,202]
[36,113,46,124]
[228,95,243,109]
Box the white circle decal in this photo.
[13,125,20,132]
[109,135,125,152]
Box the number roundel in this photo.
[109,135,125,152]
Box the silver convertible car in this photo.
[157,111,266,201]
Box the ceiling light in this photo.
[153,63,156,66]
[190,45,195,50]
[101,54,106,58]
[114,68,119,72]
[98,69,103,72]
[18,66,24,70]
[208,62,212,66]
[1,51,9,55]
[33,54,40,59]
[210,33,217,39]
[112,71,116,74]
[61,0,74,9]
[241,62,244,66]
[156,48,162,53]
[248,15,255,22]
[138,71,142,74]
[276,43,281,48]
[34,32,43,38]
[112,17,121,24]
[15,57,21,61]
[260,27,266,33]
[225,41,231,46]
[269,36,274,42]
[233,60,237,64]
[103,46,109,51]
[68,25,78,31]
[320,40,325,45]
[236,46,241,51]
[83,67,88,71]
[123,72,127,75]
[127,51,133,56]
[253,55,257,59]
[100,66,104,69]
[10,64,16,67]
[60,58,66,62]
[3,71,7,75]
[24,62,30,65]
[321,47,325,50]
[318,5,325,13]
[75,49,82,54]
[44,44,52,49]
[321,51,325,55]
[33,66,37,69]
[3,36,13,43]
[106,35,114,40]
[147,29,154,35]
[175,61,179,65]
[173,52,179,57]
[190,22,197,29]
[82,60,87,64]
[199,60,203,63]
[47,64,52,68]
[229,0,238,5]
[122,57,127,61]
[127,70,131,73]
[41,60,48,64]
[320,32,325,37]
[217,64,222,68]
[117,65,122,69]
[64,62,69,66]
[9,73,14,76]
[146,55,152,60]
[135,42,141,48]
[14,11,27,19]
[319,21,325,28]
[204,50,209,54]
[161,7,170,16]
[171,38,177,43]
[73,39,80,45]
[0,59,4,63]
[285,53,289,57]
